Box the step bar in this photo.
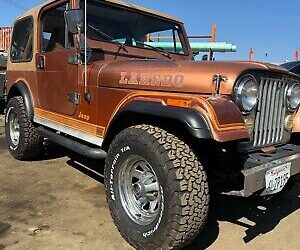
[38,126,107,159]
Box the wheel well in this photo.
[102,111,209,151]
[102,111,246,194]
[7,85,21,101]
[6,82,34,120]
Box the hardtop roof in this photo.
[17,0,182,23]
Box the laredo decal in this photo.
[119,72,184,87]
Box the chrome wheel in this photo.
[118,155,162,226]
[9,112,20,146]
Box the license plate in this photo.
[261,163,291,196]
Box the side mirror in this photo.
[65,9,84,34]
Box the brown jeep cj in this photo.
[4,0,300,249]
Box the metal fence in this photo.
[0,27,12,52]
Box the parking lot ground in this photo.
[0,114,299,250]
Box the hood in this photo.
[90,59,290,95]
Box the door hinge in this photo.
[68,93,80,105]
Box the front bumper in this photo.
[231,144,300,197]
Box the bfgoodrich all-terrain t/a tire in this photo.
[104,125,210,250]
[5,96,43,160]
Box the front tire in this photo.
[104,125,209,249]
[5,96,43,160]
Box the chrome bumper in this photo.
[233,144,300,197]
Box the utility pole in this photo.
[249,47,254,61]
[294,50,299,61]
[209,24,217,61]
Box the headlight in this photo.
[235,75,258,113]
[287,82,300,111]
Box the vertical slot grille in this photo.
[253,77,288,147]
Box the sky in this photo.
[0,0,299,63]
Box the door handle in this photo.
[37,55,46,69]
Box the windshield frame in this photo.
[81,0,191,57]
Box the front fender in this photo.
[108,95,248,142]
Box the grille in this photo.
[253,77,289,147]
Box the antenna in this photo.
[265,51,268,62]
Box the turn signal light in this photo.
[284,115,294,131]
[166,99,192,108]
[244,118,254,136]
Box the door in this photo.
[36,3,78,116]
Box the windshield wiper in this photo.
[88,24,128,55]
[88,25,171,59]
[136,41,171,59]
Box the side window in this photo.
[41,4,73,52]
[10,17,33,62]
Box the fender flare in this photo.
[115,100,212,139]
[7,81,34,120]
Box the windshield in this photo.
[81,1,187,55]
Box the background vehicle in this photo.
[4,0,300,249]
[281,60,300,75]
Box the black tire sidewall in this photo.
[105,131,173,247]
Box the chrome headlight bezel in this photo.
[234,75,259,113]
[287,82,300,112]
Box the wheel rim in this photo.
[118,155,162,226]
[9,112,20,146]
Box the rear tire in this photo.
[5,96,43,160]
[104,125,209,249]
